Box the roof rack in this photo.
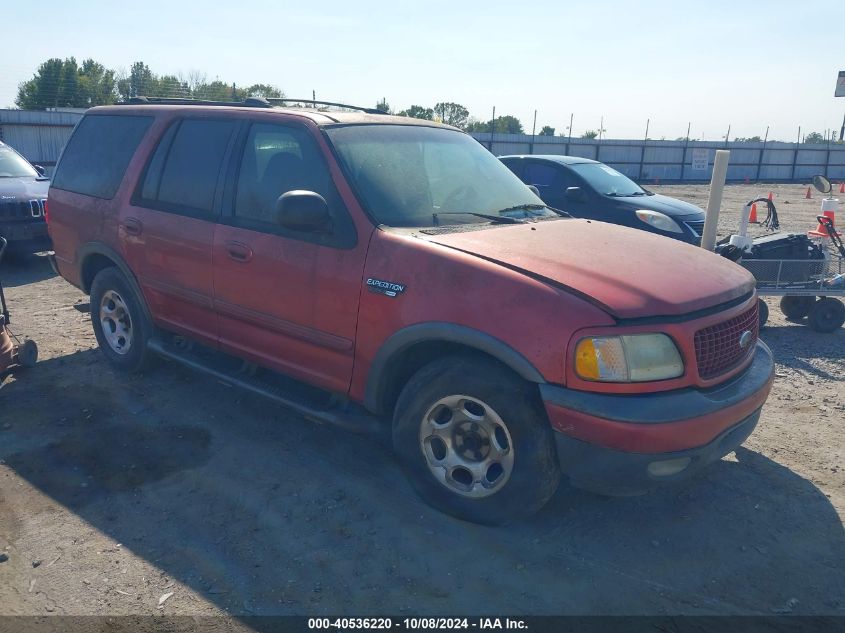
[121,96,385,115]
[266,98,385,115]
[123,96,273,108]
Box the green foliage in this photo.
[804,132,825,144]
[18,58,283,109]
[464,115,523,134]
[734,136,762,142]
[242,84,284,99]
[581,130,598,139]
[16,57,118,109]
[375,98,391,113]
[397,105,434,120]
[539,125,555,136]
[433,102,469,129]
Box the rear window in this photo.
[138,119,236,215]
[52,115,153,199]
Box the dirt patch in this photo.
[0,187,843,616]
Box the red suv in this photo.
[48,98,774,524]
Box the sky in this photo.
[1,0,843,141]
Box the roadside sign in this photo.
[691,148,709,171]
[836,71,845,97]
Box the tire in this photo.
[392,355,561,525]
[779,295,815,320]
[758,298,769,329]
[90,267,155,371]
[808,297,845,333]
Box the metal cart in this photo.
[740,250,845,332]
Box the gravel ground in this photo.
[0,184,843,618]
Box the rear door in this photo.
[212,119,367,394]
[123,116,238,347]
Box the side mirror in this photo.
[34,165,46,176]
[565,186,584,201]
[527,184,540,196]
[812,174,832,194]
[275,190,332,232]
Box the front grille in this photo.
[694,303,759,380]
[685,220,705,236]
[0,199,46,221]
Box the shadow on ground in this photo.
[0,252,56,288]
[1,342,843,616]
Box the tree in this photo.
[804,132,825,144]
[734,136,762,142]
[581,130,598,139]
[375,98,391,113]
[16,58,69,109]
[397,104,434,120]
[465,119,489,133]
[433,102,469,129]
[78,59,117,106]
[464,115,523,134]
[493,115,523,134]
[243,84,284,99]
[539,125,555,136]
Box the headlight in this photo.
[574,334,684,382]
[635,210,683,233]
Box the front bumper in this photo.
[541,341,774,494]
[0,221,50,251]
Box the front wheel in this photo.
[393,355,561,525]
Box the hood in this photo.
[613,193,704,218]
[422,219,754,319]
[0,176,50,201]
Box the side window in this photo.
[52,115,153,199]
[232,122,355,247]
[139,119,235,215]
[523,162,560,188]
[501,159,523,179]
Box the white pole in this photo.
[701,149,730,251]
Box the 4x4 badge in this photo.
[366,278,406,298]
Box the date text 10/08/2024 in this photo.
[308,618,528,630]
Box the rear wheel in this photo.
[807,297,845,333]
[90,268,154,371]
[393,355,560,525]
[779,295,815,320]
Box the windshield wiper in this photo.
[493,203,547,214]
[432,211,526,225]
[606,191,645,197]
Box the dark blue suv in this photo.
[500,155,705,244]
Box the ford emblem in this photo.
[739,330,753,349]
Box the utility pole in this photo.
[530,109,537,155]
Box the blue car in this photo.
[500,155,705,244]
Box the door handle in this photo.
[123,217,143,236]
[225,240,253,263]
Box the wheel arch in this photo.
[78,242,152,322]
[363,322,546,416]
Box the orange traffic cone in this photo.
[748,202,758,223]
[809,210,836,238]
[805,186,813,199]
[840,182,844,194]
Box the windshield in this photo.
[0,145,38,178]
[570,162,645,196]
[325,125,556,227]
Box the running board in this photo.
[147,337,384,435]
